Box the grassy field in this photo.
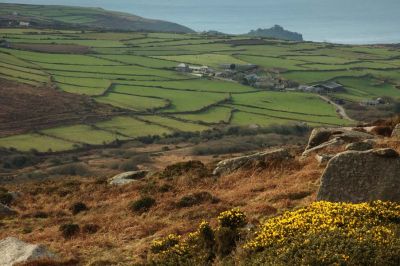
[0,28,399,152]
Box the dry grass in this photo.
[0,147,323,265]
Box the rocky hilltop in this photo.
[248,25,303,41]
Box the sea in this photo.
[2,0,400,44]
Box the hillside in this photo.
[0,3,194,33]
[1,117,399,265]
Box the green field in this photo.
[0,27,399,152]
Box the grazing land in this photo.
[0,27,400,152]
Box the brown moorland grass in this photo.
[0,79,115,137]
[0,148,323,265]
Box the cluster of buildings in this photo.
[296,82,345,94]
[176,63,213,76]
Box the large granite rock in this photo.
[213,148,292,176]
[109,170,148,185]
[303,127,374,157]
[0,203,17,218]
[0,237,57,266]
[317,148,400,203]
[391,124,400,138]
[345,141,373,151]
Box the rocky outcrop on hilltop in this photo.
[213,148,292,176]
[0,237,57,266]
[317,148,400,203]
[248,25,303,41]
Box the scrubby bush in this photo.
[0,188,13,205]
[69,202,88,215]
[49,163,90,176]
[82,224,100,234]
[243,201,400,265]
[59,223,80,239]
[177,192,217,208]
[149,209,247,264]
[148,202,400,265]
[160,160,210,179]
[129,196,156,213]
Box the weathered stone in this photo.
[345,141,373,151]
[0,237,57,266]
[213,148,292,176]
[303,127,375,157]
[109,170,148,185]
[0,203,17,218]
[302,137,344,157]
[315,154,334,166]
[317,148,400,203]
[391,124,400,138]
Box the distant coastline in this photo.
[2,0,400,44]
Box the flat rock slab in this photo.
[345,141,373,151]
[0,237,57,266]
[317,148,400,203]
[0,203,17,218]
[109,170,149,185]
[213,148,292,176]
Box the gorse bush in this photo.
[217,208,247,229]
[148,202,400,265]
[69,202,88,215]
[149,209,247,264]
[243,201,400,265]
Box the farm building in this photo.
[19,21,30,27]
[176,63,189,72]
[317,81,345,92]
[361,97,385,106]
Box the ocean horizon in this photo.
[2,0,400,44]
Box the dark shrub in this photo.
[129,196,156,213]
[177,192,217,208]
[49,163,90,176]
[0,191,13,205]
[82,224,100,234]
[160,161,209,179]
[59,223,80,239]
[16,258,79,266]
[32,211,49,219]
[215,227,238,258]
[70,202,88,215]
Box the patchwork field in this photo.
[0,28,399,152]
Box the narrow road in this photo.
[318,95,356,123]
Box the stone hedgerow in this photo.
[147,202,400,265]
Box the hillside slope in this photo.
[0,3,194,33]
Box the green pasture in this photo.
[41,124,126,145]
[112,85,229,113]
[0,134,76,152]
[96,116,171,137]
[96,93,168,111]
[139,115,209,132]
[174,106,233,124]
[153,53,247,68]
